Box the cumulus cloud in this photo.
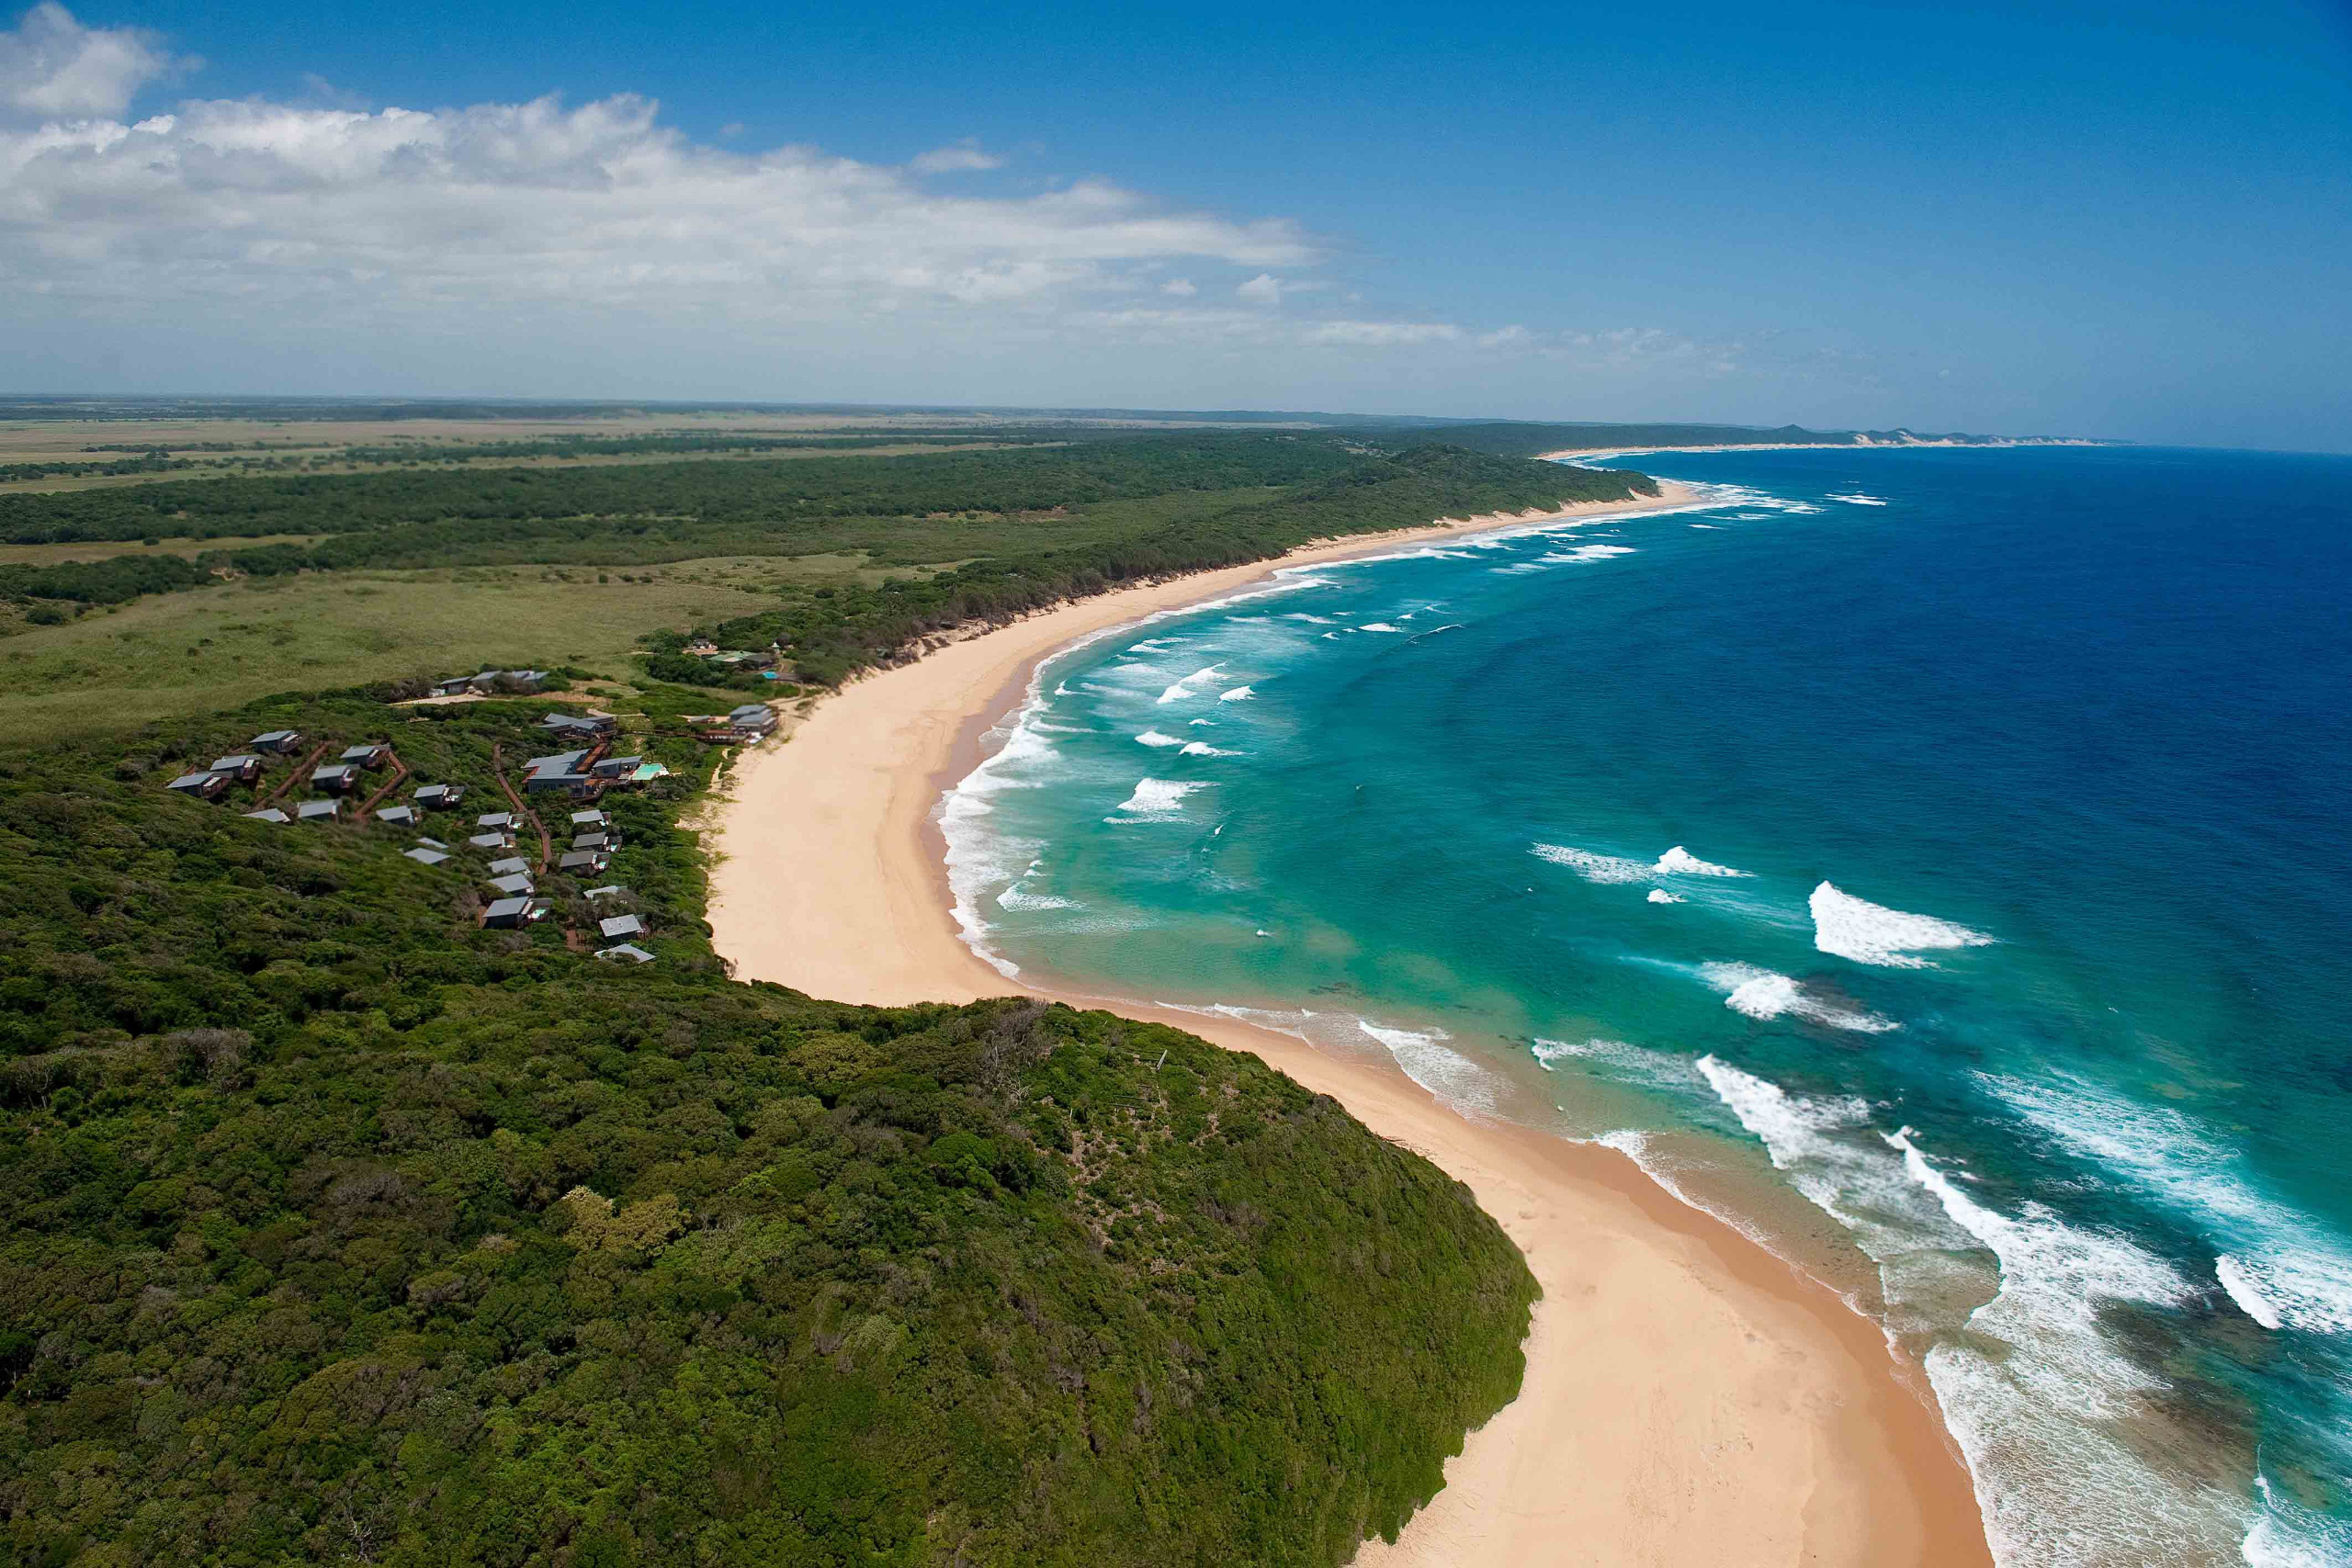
[909,139,1001,175]
[1304,320,1460,346]
[0,85,1314,330]
[0,1,183,121]
[0,6,1817,400]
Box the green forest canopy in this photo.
[0,694,1539,1566]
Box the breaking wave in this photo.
[1530,842,1652,883]
[1698,962,1899,1032]
[1109,778,1213,822]
[1360,1021,1502,1116]
[1984,1072,2352,1336]
[1156,664,1226,705]
[1810,882,1995,967]
[1656,845,1748,877]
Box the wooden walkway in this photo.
[491,743,554,873]
[354,750,411,819]
[257,739,332,808]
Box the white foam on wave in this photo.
[1360,1021,1502,1116]
[1156,1000,1317,1043]
[1283,613,1337,625]
[1538,1037,1701,1095]
[1530,842,1652,884]
[1218,685,1254,702]
[996,886,1080,912]
[1538,543,1637,565]
[935,697,1076,979]
[1828,492,1889,506]
[2217,1256,2284,1330]
[1656,845,1749,877]
[1156,664,1226,705]
[2243,1476,2352,1567]
[1885,1127,2251,1565]
[1684,1048,2253,1564]
[1985,1072,2352,1335]
[1696,1055,1894,1227]
[1188,717,1215,726]
[1134,729,1185,748]
[1690,481,1825,516]
[1109,777,1212,822]
[1646,888,1680,904]
[1358,622,1405,633]
[1689,523,1720,529]
[1179,740,1238,757]
[1810,882,1994,968]
[1699,962,1899,1032]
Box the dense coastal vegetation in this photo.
[0,693,1539,1564]
[0,414,1610,1562]
[0,432,1654,714]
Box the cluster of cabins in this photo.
[428,805,653,962]
[165,730,408,825]
[430,669,552,698]
[163,728,307,803]
[166,704,717,964]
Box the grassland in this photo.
[0,428,1654,735]
[0,559,822,741]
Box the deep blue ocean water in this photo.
[941,446,2352,1566]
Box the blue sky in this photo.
[3,0,2348,448]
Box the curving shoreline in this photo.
[704,484,1995,1567]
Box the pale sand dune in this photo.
[706,485,1993,1568]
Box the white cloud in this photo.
[0,85,1315,330]
[1066,305,1469,352]
[0,6,1847,409]
[909,140,1001,175]
[1304,320,1460,346]
[0,2,184,122]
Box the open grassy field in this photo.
[0,554,888,741]
[0,406,1289,493]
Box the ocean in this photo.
[939,444,2352,1567]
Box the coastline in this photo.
[1537,438,2103,462]
[705,484,1995,1567]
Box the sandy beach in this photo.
[705,486,1995,1568]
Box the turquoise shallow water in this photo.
[942,446,2352,1567]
